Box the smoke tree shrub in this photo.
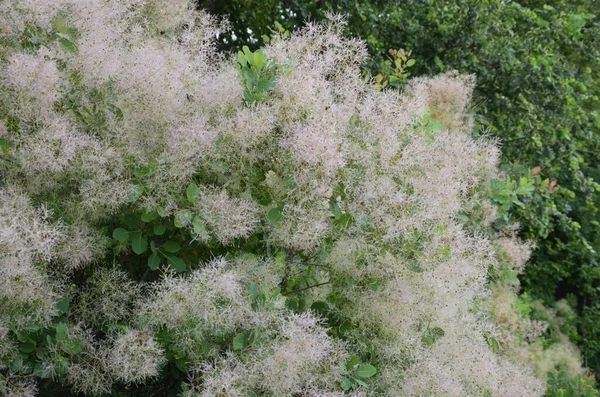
[0,1,592,395]
[214,0,600,374]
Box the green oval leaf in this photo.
[123,213,141,229]
[54,323,67,342]
[161,241,181,253]
[252,188,272,206]
[422,326,445,346]
[425,118,443,135]
[141,211,158,223]
[15,331,29,343]
[61,339,84,355]
[242,45,252,60]
[237,50,247,67]
[341,377,354,391]
[156,206,169,217]
[192,216,209,238]
[346,356,360,370]
[330,200,342,220]
[268,206,283,223]
[355,364,377,378]
[58,38,77,54]
[130,232,148,255]
[336,213,354,229]
[148,254,161,270]
[354,377,368,386]
[186,183,200,204]
[153,223,167,236]
[112,228,129,242]
[406,59,416,67]
[19,341,36,354]
[127,184,145,203]
[0,137,13,156]
[51,16,68,33]
[23,324,40,332]
[253,51,265,69]
[166,255,186,272]
[233,333,247,351]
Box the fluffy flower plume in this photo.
[0,0,586,395]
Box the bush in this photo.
[0,0,592,395]
[212,0,600,373]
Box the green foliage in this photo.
[248,281,287,311]
[489,168,561,235]
[111,212,188,273]
[185,183,200,204]
[372,48,417,90]
[421,326,446,347]
[339,356,377,391]
[547,370,599,397]
[236,45,277,103]
[61,78,124,134]
[6,297,84,382]
[580,306,600,371]
[514,293,534,319]
[0,16,78,55]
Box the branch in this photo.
[0,155,17,165]
[285,281,331,296]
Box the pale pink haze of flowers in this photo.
[0,0,586,396]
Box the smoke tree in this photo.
[0,0,591,395]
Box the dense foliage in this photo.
[0,0,596,396]
[210,0,600,374]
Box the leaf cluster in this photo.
[236,45,277,103]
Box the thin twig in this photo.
[285,281,331,296]
[0,155,17,165]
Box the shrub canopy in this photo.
[209,0,600,374]
[0,0,594,395]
